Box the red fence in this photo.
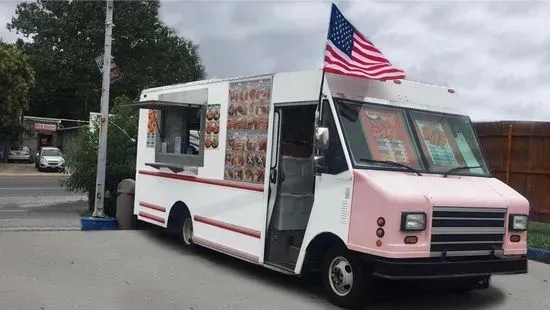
[474,121,550,222]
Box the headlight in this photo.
[40,158,47,163]
[509,214,528,231]
[400,212,426,231]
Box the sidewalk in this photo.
[0,163,68,176]
[0,230,548,310]
[0,200,87,231]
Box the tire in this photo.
[180,216,194,247]
[321,245,374,309]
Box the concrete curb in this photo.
[0,173,70,177]
[0,226,81,232]
[527,247,550,263]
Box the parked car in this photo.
[35,147,65,172]
[7,146,33,163]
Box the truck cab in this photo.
[297,72,529,308]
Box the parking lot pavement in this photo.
[0,230,548,310]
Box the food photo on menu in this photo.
[359,106,420,168]
[205,104,221,149]
[224,78,271,184]
[413,118,463,168]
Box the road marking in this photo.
[0,209,26,212]
[0,188,65,190]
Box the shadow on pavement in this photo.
[141,228,507,310]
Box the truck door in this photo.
[264,103,317,272]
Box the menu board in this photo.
[146,109,159,148]
[413,118,463,167]
[205,104,221,149]
[359,106,420,167]
[455,133,483,173]
[223,77,271,184]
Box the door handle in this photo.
[270,168,277,184]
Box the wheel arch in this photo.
[300,231,346,275]
[167,200,192,233]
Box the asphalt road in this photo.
[0,230,548,310]
[0,175,87,230]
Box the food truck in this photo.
[128,69,529,308]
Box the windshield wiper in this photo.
[359,159,423,176]
[443,165,482,177]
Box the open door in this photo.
[264,103,317,271]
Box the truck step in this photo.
[287,245,300,264]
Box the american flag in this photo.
[323,4,406,81]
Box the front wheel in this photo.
[321,245,374,309]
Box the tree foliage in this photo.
[0,41,35,144]
[62,95,139,214]
[7,0,206,120]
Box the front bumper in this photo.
[9,155,31,161]
[370,255,528,280]
[39,162,65,170]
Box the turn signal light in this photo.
[404,236,418,244]
[510,235,521,243]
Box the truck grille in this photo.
[430,207,506,257]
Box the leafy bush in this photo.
[62,95,139,216]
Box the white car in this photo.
[7,146,33,163]
[35,147,66,172]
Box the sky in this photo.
[1,0,549,122]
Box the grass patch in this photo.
[528,221,550,249]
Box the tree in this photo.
[62,95,139,215]
[0,41,35,147]
[7,0,205,120]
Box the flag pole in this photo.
[316,3,334,125]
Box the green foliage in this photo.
[62,95,139,215]
[0,41,35,144]
[528,221,550,249]
[7,0,206,120]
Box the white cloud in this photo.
[0,0,548,122]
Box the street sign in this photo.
[110,66,121,83]
[95,54,121,83]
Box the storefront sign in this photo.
[34,123,57,132]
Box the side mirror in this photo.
[315,127,329,150]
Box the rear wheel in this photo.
[181,216,194,246]
[321,245,374,309]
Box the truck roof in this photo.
[139,69,466,116]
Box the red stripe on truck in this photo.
[138,211,165,224]
[194,215,261,239]
[139,201,166,212]
[138,170,264,192]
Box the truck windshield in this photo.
[334,98,490,177]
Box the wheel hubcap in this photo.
[328,256,354,296]
[182,218,193,245]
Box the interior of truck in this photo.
[264,103,317,271]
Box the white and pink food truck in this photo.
[128,69,529,308]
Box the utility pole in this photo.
[92,0,114,218]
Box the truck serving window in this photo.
[128,88,208,171]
